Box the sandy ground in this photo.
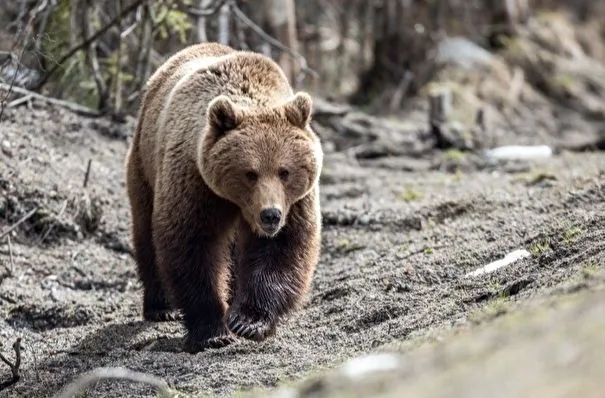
[0,100,604,397]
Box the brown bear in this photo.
[125,42,323,352]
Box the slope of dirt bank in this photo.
[249,273,605,398]
[0,99,604,397]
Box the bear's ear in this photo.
[284,92,313,129]
[207,95,242,136]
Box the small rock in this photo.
[341,353,402,378]
[357,214,370,225]
[1,140,13,157]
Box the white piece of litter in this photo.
[484,145,553,161]
[465,249,531,278]
[341,353,401,378]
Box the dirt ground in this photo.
[0,95,604,397]
[249,271,605,398]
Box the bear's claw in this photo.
[227,312,275,342]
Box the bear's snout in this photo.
[260,207,282,233]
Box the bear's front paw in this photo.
[227,312,276,342]
[182,328,238,353]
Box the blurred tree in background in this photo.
[0,0,604,117]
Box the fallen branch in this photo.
[0,338,22,391]
[0,83,101,117]
[55,366,179,398]
[6,94,32,108]
[0,208,38,240]
[34,0,145,90]
[83,159,92,188]
[7,235,15,276]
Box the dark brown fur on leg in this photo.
[153,168,239,352]
[126,151,178,322]
[227,193,320,341]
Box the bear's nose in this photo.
[260,207,282,226]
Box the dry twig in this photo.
[0,338,22,390]
[0,83,101,117]
[6,94,33,108]
[0,208,38,240]
[55,366,178,398]
[7,235,15,276]
[83,159,93,188]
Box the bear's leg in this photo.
[153,181,238,352]
[126,151,177,322]
[228,194,320,341]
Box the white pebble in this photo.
[341,353,401,378]
[1,140,13,156]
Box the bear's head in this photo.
[199,92,322,238]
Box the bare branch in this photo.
[83,159,93,188]
[0,83,101,117]
[7,94,32,108]
[0,208,38,240]
[0,338,22,390]
[55,367,177,398]
[7,235,15,276]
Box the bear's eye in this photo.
[246,171,258,182]
[279,169,289,181]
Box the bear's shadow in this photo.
[20,320,186,396]
[74,320,183,353]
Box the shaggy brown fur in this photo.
[125,42,323,352]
